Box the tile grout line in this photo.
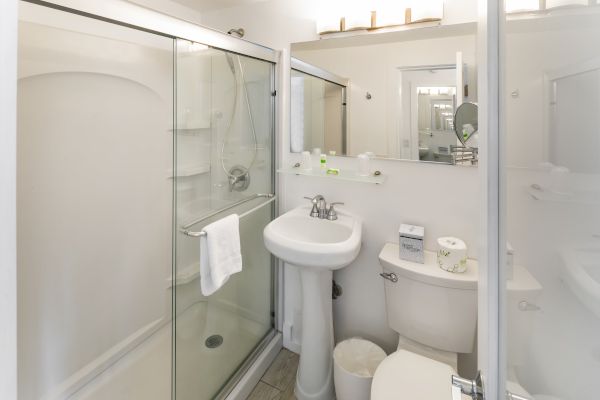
[259,380,283,392]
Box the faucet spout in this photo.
[304,194,327,218]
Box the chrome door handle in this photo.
[452,372,484,400]
[452,371,532,400]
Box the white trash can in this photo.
[333,338,387,400]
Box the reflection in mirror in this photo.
[398,66,460,163]
[291,24,478,166]
[452,102,479,165]
[454,102,479,145]
[290,68,347,155]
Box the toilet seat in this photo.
[371,350,460,400]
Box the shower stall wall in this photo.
[16,2,279,399]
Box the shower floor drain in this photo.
[205,334,224,349]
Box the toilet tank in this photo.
[379,243,478,353]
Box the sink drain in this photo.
[205,334,224,349]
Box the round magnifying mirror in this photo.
[454,102,478,146]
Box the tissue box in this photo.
[399,224,425,263]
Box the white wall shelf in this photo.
[278,167,386,184]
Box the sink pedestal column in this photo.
[295,266,335,400]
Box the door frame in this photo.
[0,0,18,399]
[478,0,504,399]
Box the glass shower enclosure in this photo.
[174,39,277,399]
[16,2,278,399]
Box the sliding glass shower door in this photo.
[499,4,600,400]
[174,39,276,400]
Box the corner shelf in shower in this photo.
[168,163,210,179]
[169,127,211,135]
[167,261,199,287]
[278,167,386,185]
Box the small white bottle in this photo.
[357,153,370,176]
[301,151,312,171]
[312,148,321,169]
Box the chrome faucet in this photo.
[304,195,327,218]
[304,195,344,220]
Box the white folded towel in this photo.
[199,214,243,296]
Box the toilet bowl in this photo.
[371,350,465,399]
[372,243,478,399]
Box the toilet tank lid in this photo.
[379,242,478,290]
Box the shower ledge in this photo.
[167,262,199,287]
[168,164,210,179]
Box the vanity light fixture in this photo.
[316,0,445,35]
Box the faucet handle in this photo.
[326,202,344,220]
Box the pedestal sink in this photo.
[263,205,362,400]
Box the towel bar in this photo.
[181,194,276,237]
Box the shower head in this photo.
[227,28,245,38]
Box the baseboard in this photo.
[225,332,283,400]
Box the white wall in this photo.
[0,0,18,399]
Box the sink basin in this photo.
[263,205,362,400]
[263,205,361,269]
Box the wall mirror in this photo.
[291,59,348,155]
[290,23,478,165]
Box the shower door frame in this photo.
[478,0,504,399]
[19,1,283,400]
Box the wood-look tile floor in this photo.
[246,349,299,400]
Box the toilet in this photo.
[372,243,555,400]
[372,243,478,399]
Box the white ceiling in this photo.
[171,0,269,13]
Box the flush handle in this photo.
[379,272,398,283]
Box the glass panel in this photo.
[502,5,600,400]
[175,39,275,400]
[17,4,174,399]
[290,69,345,155]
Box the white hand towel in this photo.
[199,214,243,296]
